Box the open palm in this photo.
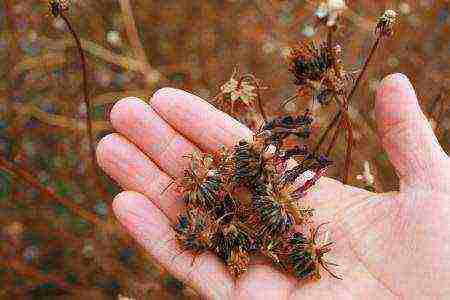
[97,74,449,299]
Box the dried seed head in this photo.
[252,186,295,238]
[376,10,397,37]
[234,140,261,187]
[288,224,341,280]
[175,209,217,252]
[180,152,222,209]
[289,42,334,87]
[219,69,258,112]
[48,0,69,18]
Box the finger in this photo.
[96,133,182,221]
[113,191,233,299]
[375,73,448,188]
[110,97,199,178]
[150,87,253,152]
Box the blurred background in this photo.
[0,0,448,298]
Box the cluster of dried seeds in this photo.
[172,6,397,281]
[172,112,339,279]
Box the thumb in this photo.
[375,73,448,189]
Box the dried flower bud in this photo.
[376,10,397,37]
[48,0,69,18]
[288,224,341,280]
[289,41,334,87]
[220,69,258,112]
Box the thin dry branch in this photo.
[119,0,152,78]
[0,156,105,229]
[12,102,111,131]
[0,246,77,290]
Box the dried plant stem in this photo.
[59,14,96,171]
[335,36,382,182]
[281,93,298,108]
[347,36,381,104]
[327,25,336,49]
[119,0,154,83]
[0,246,78,290]
[326,116,344,156]
[59,13,111,203]
[0,156,104,228]
[314,36,381,182]
[342,112,353,184]
[313,111,342,154]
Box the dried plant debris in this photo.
[172,8,397,281]
[47,0,69,18]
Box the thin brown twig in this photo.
[59,14,96,171]
[0,156,104,228]
[59,12,111,203]
[342,112,353,184]
[317,35,382,181]
[326,116,344,156]
[0,246,77,290]
[313,111,342,154]
[346,37,381,104]
[119,0,153,83]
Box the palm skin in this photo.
[97,73,449,299]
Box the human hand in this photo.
[97,73,449,299]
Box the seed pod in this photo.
[288,225,342,280]
[376,10,397,37]
[260,236,286,266]
[261,112,314,148]
[252,187,295,239]
[234,140,261,187]
[181,153,223,209]
[216,222,253,257]
[262,114,314,131]
[289,232,314,278]
[289,41,334,87]
[48,0,69,18]
[216,221,253,277]
[175,209,217,253]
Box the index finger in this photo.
[150,88,253,151]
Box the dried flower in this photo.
[180,152,222,209]
[289,41,334,87]
[288,224,341,280]
[48,0,69,18]
[234,140,261,187]
[252,185,296,238]
[220,69,258,112]
[175,208,217,253]
[376,10,398,37]
[216,221,252,277]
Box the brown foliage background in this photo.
[0,0,449,298]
